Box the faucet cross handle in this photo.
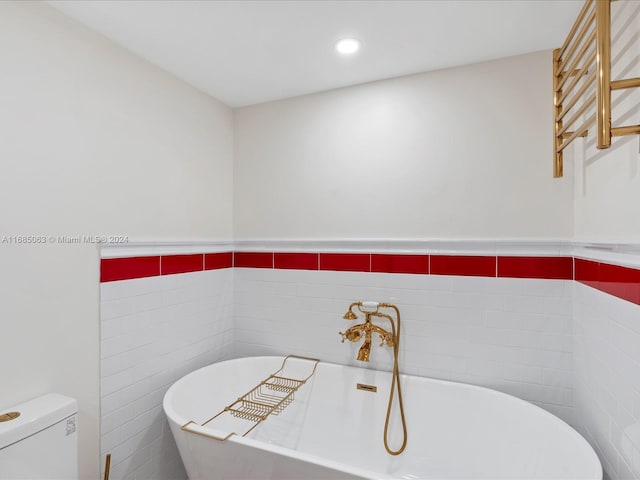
[339,329,363,343]
[382,329,396,346]
[378,333,395,347]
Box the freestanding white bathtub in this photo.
[163,356,602,480]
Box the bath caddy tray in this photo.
[182,355,320,441]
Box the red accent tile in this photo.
[598,262,640,305]
[100,256,160,282]
[234,251,273,268]
[161,254,203,275]
[575,258,600,288]
[576,258,640,305]
[430,255,496,277]
[319,253,370,272]
[371,254,429,274]
[205,252,233,270]
[497,256,573,280]
[274,252,318,270]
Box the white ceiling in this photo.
[47,0,582,108]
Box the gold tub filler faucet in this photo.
[339,301,407,455]
[340,301,395,361]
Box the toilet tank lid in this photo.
[0,393,77,450]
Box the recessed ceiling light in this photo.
[335,38,360,55]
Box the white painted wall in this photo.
[233,50,573,240]
[572,0,640,243]
[0,2,233,477]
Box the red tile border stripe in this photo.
[598,262,640,305]
[575,258,600,287]
[371,254,429,274]
[498,256,573,280]
[99,250,640,306]
[161,254,203,276]
[234,251,273,268]
[320,253,370,272]
[205,252,233,270]
[575,258,640,305]
[274,252,318,270]
[431,255,496,277]
[100,256,160,283]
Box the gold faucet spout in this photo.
[357,337,371,362]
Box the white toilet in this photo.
[0,394,78,479]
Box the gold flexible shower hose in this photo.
[380,305,407,455]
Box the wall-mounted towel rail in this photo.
[554,0,640,177]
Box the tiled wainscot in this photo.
[99,246,640,480]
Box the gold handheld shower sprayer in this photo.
[339,301,407,455]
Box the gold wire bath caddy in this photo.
[182,355,320,441]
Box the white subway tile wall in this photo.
[98,262,640,480]
[574,283,640,480]
[100,269,234,480]
[233,269,574,423]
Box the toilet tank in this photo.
[0,394,78,479]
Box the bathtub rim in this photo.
[163,355,602,480]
